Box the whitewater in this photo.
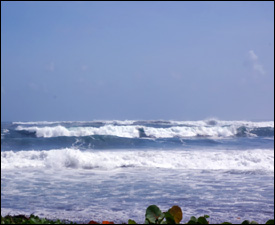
[1,120,274,223]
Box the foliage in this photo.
[143,204,183,224]
[128,205,274,225]
[1,215,76,224]
[1,206,274,224]
[186,215,209,224]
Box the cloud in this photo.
[253,63,265,75]
[247,50,265,75]
[248,50,258,61]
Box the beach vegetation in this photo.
[1,206,274,224]
[0,215,76,224]
[127,205,274,225]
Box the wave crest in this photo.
[14,122,274,139]
[1,148,274,172]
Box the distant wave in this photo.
[14,120,274,139]
[2,120,273,151]
[1,148,274,172]
[15,125,140,138]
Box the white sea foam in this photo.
[15,125,140,138]
[143,126,239,138]
[1,148,274,172]
[15,120,274,138]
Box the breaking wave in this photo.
[1,148,273,172]
[13,120,274,139]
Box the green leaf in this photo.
[221,222,232,224]
[250,221,258,224]
[158,213,165,224]
[187,220,197,224]
[204,215,210,219]
[164,212,176,224]
[128,219,137,224]
[242,220,250,224]
[197,216,209,224]
[168,206,183,224]
[265,220,274,224]
[29,218,40,224]
[145,205,163,224]
[190,216,197,222]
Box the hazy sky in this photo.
[1,1,274,121]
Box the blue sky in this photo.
[1,1,274,121]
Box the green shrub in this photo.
[1,206,274,224]
[128,205,274,224]
[1,214,76,224]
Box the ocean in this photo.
[1,119,274,224]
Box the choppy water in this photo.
[1,119,274,223]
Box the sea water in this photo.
[1,120,274,223]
